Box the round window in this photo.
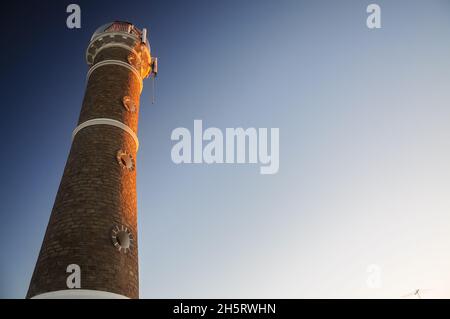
[116,150,135,171]
[127,54,141,69]
[122,96,136,113]
[111,225,133,253]
[127,54,136,65]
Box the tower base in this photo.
[30,289,129,299]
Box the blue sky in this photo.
[2,0,450,298]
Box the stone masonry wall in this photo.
[27,43,143,299]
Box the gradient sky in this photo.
[1,0,450,298]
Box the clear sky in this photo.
[1,0,450,298]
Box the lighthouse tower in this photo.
[26,21,156,299]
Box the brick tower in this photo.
[26,21,157,299]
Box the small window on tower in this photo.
[128,54,142,71]
[111,225,133,253]
[116,150,135,171]
[127,54,137,65]
[122,96,136,113]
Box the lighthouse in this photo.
[26,21,157,299]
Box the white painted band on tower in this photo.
[90,44,141,64]
[72,118,139,151]
[87,60,143,92]
[31,289,129,299]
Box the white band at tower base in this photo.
[31,289,129,299]
[72,118,139,151]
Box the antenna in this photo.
[141,28,147,44]
[150,57,158,104]
[152,57,158,75]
